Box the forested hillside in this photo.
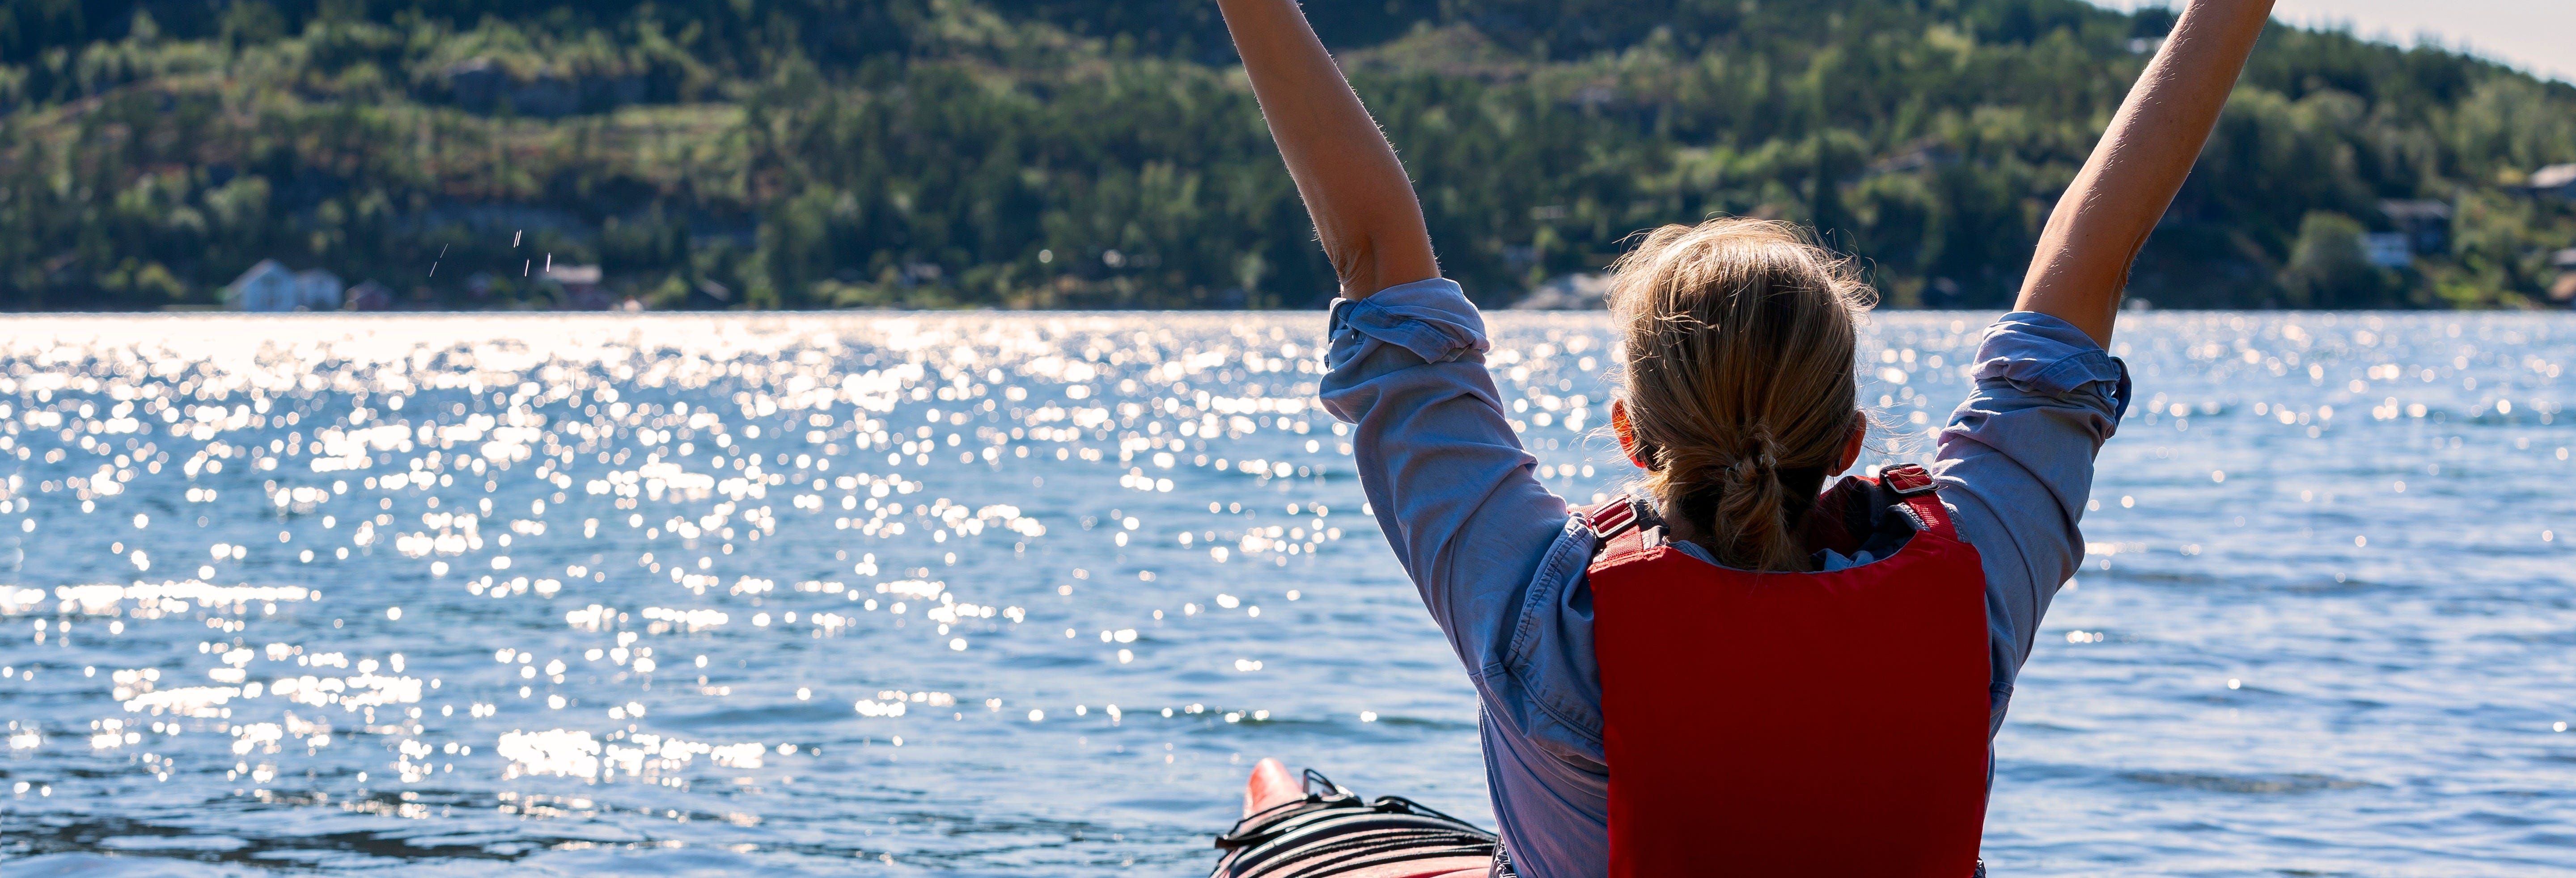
[4,0,2573,310]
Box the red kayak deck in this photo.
[1237,758,1491,878]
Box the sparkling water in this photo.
[0,312,2569,876]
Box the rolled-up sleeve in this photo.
[1317,280,1586,732]
[1931,311,2131,721]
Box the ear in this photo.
[1611,399,1652,470]
[1833,409,1867,475]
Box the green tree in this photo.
[2279,211,2398,308]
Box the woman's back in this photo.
[1210,0,2276,874]
[1317,281,2127,876]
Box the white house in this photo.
[225,261,343,311]
[226,260,296,311]
[2530,164,2576,200]
[292,269,343,310]
[544,264,616,310]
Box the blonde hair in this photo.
[1609,218,1875,572]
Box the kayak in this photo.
[1210,758,1498,878]
[1210,759,1992,878]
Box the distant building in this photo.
[2361,232,2414,269]
[344,280,394,311]
[545,264,617,310]
[2378,199,2452,255]
[225,260,343,311]
[293,270,343,310]
[1511,273,1611,310]
[2529,165,2576,200]
[225,260,296,311]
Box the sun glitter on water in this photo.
[0,311,2572,875]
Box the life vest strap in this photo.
[1581,463,1957,564]
[1580,495,1663,568]
[1582,495,1653,541]
[1878,463,1959,542]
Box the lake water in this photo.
[0,311,2569,877]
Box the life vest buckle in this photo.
[1880,463,1937,497]
[1585,495,1661,540]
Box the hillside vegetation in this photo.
[3,0,2573,310]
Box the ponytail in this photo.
[1610,219,1871,572]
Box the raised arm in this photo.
[2015,0,2275,346]
[1216,0,1438,298]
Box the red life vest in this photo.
[1587,463,1992,877]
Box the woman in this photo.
[1206,0,2278,875]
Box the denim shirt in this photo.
[1316,278,2130,878]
